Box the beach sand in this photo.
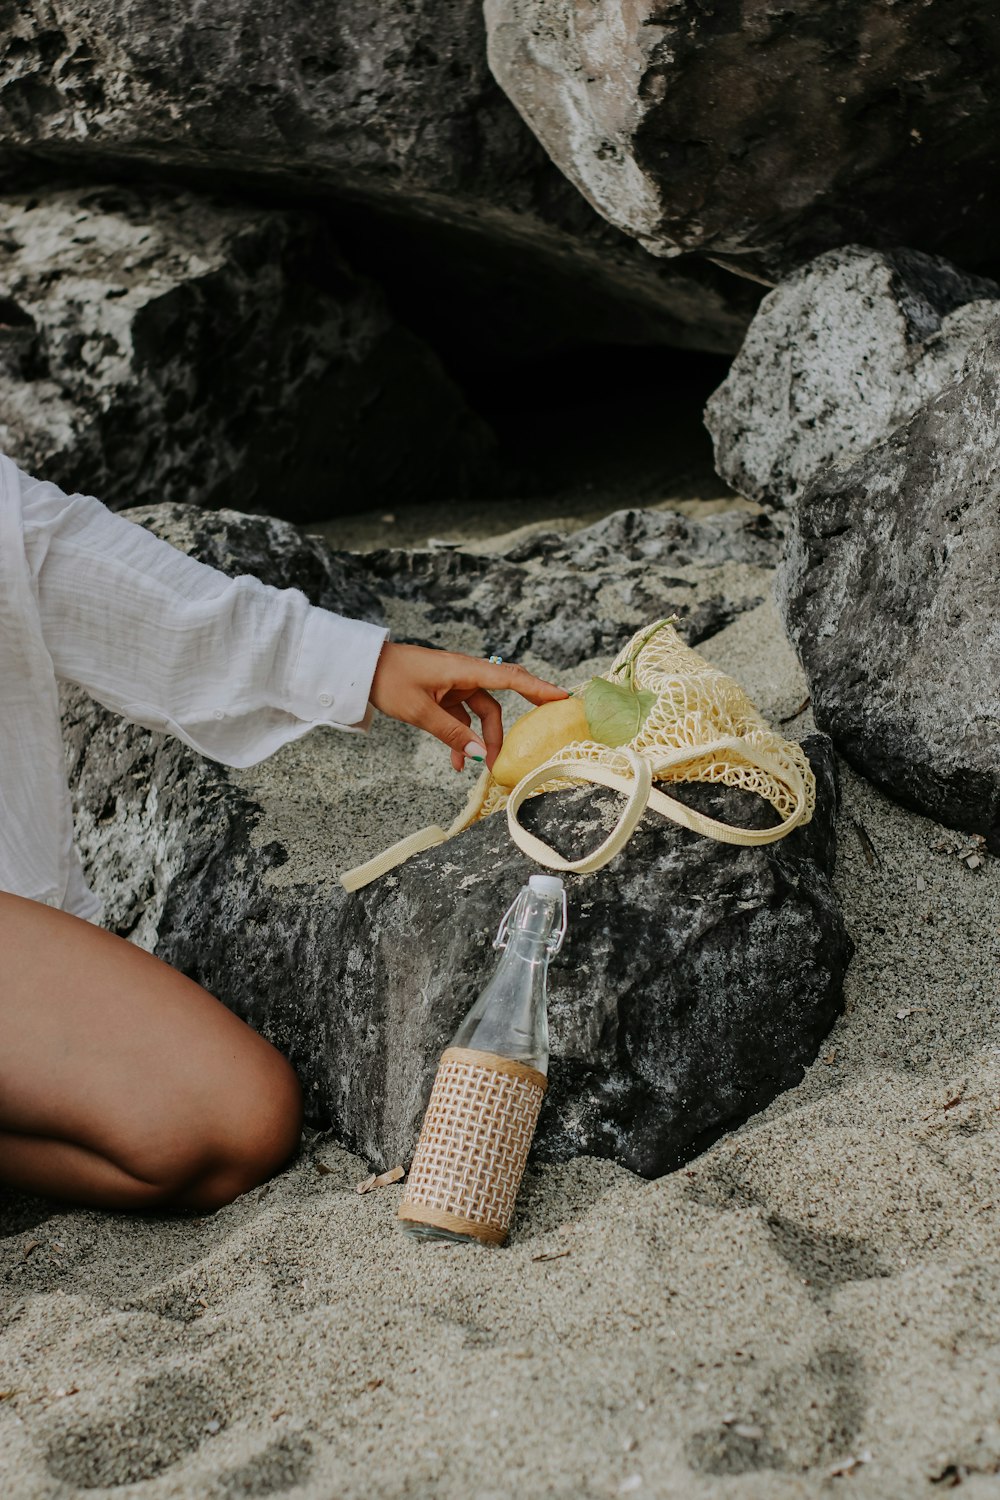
[2,508,999,1500]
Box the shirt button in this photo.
[318,692,333,707]
[213,709,225,720]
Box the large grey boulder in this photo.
[0,2,759,354]
[0,185,493,521]
[485,1,1000,283]
[706,247,1000,508]
[328,757,847,1177]
[777,329,1000,841]
[64,502,850,1176]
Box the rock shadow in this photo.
[0,1189,57,1239]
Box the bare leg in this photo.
[0,891,303,1211]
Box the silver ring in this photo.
[488,654,504,665]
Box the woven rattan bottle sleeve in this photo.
[398,1047,547,1245]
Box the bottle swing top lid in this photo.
[494,874,568,954]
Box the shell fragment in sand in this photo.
[355,1166,405,1195]
[828,1452,873,1478]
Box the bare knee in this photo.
[196,1048,305,1210]
[124,1046,304,1212]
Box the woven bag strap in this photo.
[340,824,449,892]
[506,739,810,872]
[644,734,811,846]
[341,736,811,890]
[339,768,495,892]
[504,750,653,874]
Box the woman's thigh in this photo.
[0,890,302,1198]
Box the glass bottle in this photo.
[398,874,567,1245]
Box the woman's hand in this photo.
[368,642,569,772]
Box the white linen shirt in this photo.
[0,454,389,924]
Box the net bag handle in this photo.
[506,739,810,873]
[504,749,653,875]
[340,769,494,892]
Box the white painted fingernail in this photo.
[464,741,486,762]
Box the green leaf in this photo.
[583,677,657,747]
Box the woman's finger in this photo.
[461,658,568,706]
[463,689,503,760]
[414,698,488,765]
[445,702,472,772]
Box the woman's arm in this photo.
[19,469,388,769]
[19,469,567,771]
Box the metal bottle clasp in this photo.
[494,887,568,954]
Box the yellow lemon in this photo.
[492,696,589,788]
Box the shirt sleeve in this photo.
[18,471,389,769]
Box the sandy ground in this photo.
[2,505,999,1500]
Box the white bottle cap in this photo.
[528,874,564,898]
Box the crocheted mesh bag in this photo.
[341,619,815,890]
